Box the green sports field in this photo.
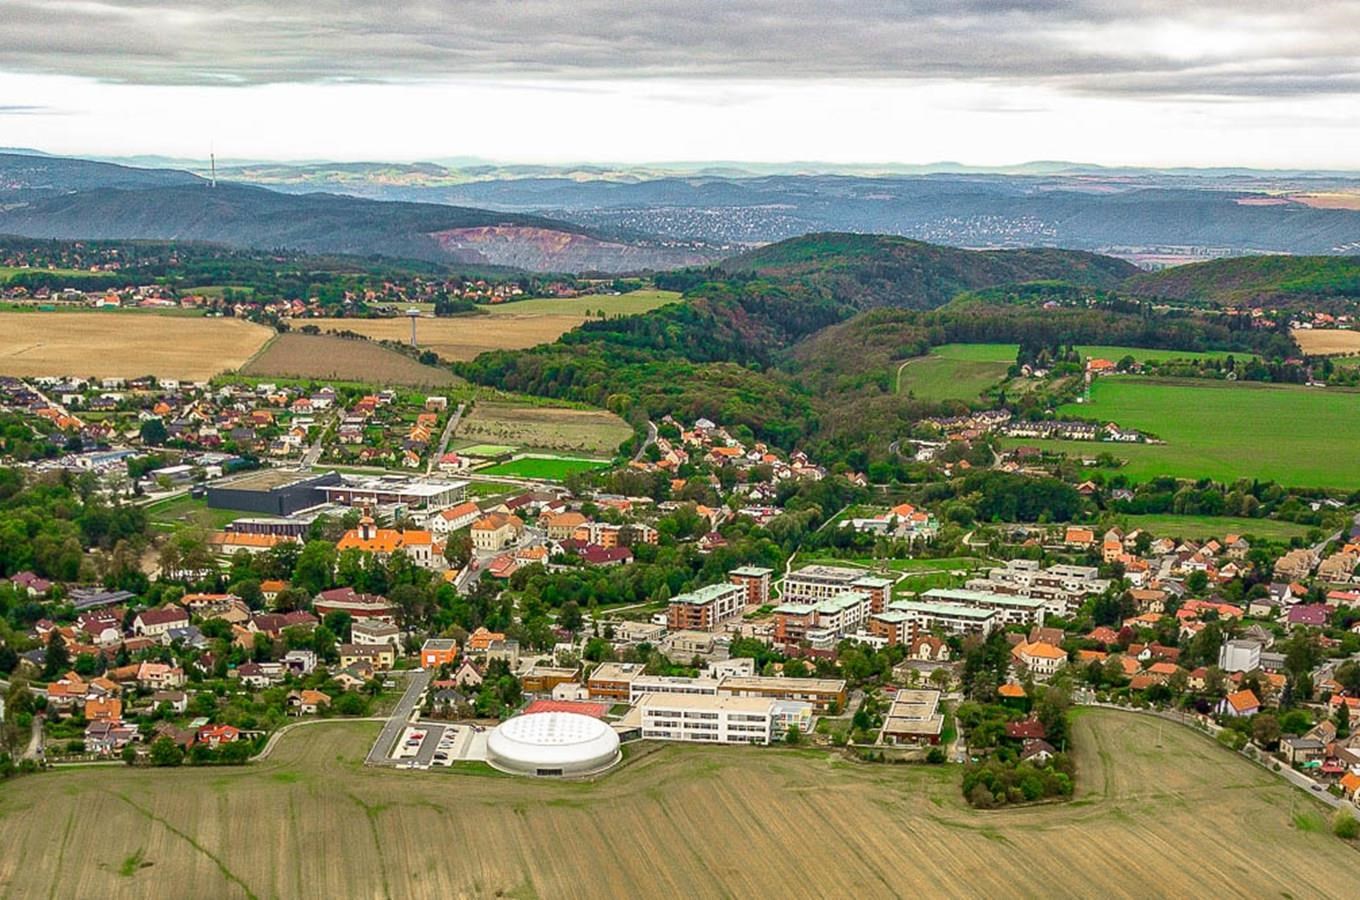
[477,455,611,480]
[1015,378,1360,489]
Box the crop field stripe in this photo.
[2,715,1355,897]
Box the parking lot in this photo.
[388,721,490,769]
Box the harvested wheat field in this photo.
[1293,327,1360,356]
[0,711,1353,899]
[0,311,272,379]
[240,333,462,387]
[310,314,585,361]
[459,401,632,455]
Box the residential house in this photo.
[1218,689,1261,718]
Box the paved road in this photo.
[427,402,466,475]
[23,715,44,762]
[365,669,432,766]
[631,419,657,463]
[301,412,338,469]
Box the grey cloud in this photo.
[0,0,1356,99]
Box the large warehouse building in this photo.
[485,712,622,777]
[206,469,341,516]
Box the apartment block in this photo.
[921,587,1048,627]
[886,600,998,637]
[667,582,747,632]
[728,566,773,606]
[773,591,870,648]
[966,560,1110,617]
[782,564,893,613]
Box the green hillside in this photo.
[1124,255,1360,304]
[718,233,1138,311]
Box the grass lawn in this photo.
[485,289,681,317]
[144,495,241,530]
[477,455,611,480]
[466,480,521,497]
[896,344,1011,402]
[1018,377,1360,489]
[1117,513,1314,543]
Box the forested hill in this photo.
[710,233,1139,310]
[1123,254,1360,306]
[0,152,200,199]
[460,235,1148,447]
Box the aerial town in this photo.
[6,2,1360,895]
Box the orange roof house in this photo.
[467,626,506,653]
[1064,527,1095,547]
[85,697,123,721]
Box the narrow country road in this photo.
[632,419,658,463]
[427,401,467,475]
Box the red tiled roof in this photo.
[522,700,607,718]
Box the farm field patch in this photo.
[310,312,585,361]
[478,454,612,480]
[0,311,272,379]
[1293,328,1360,356]
[485,289,680,317]
[0,712,1351,899]
[239,333,462,387]
[895,343,1249,403]
[0,265,91,282]
[1007,378,1360,489]
[458,401,631,456]
[1116,513,1314,543]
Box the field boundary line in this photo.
[112,791,260,900]
[236,330,280,373]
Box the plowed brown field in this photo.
[0,711,1351,899]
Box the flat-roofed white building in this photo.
[638,693,789,745]
[629,675,723,705]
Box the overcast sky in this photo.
[3,0,1359,168]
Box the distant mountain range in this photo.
[0,154,721,273]
[204,160,1360,256]
[4,152,1360,271]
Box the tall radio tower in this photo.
[210,151,217,189]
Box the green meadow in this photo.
[1011,378,1360,489]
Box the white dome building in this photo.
[486,712,621,777]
